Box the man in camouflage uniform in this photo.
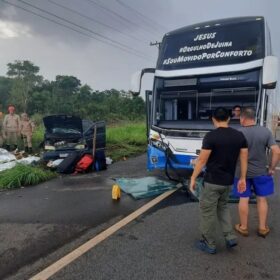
[3,105,20,151]
[20,113,35,154]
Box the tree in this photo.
[7,60,43,112]
[0,76,13,111]
[53,75,81,114]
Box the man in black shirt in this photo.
[190,107,248,254]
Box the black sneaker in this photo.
[196,240,216,254]
[226,239,238,248]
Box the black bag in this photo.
[57,152,82,174]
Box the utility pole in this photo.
[150,41,161,49]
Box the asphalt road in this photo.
[0,154,166,280]
[52,170,280,280]
[1,155,279,280]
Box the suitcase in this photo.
[57,151,82,174]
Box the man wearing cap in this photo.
[3,105,20,151]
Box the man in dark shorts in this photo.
[233,108,280,238]
[190,107,248,254]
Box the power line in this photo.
[1,0,150,60]
[115,0,168,32]
[15,0,151,59]
[84,0,159,37]
[47,0,142,43]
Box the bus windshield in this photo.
[153,82,259,129]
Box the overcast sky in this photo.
[0,0,279,92]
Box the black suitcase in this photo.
[57,152,82,174]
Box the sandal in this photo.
[234,224,249,237]
[258,227,270,238]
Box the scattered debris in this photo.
[106,157,113,165]
[0,148,40,172]
[0,161,16,172]
[46,159,64,168]
[112,184,121,200]
[115,177,177,199]
[0,148,16,164]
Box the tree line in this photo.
[0,60,145,123]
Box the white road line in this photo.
[30,185,181,280]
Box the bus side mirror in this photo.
[262,56,278,89]
[129,71,142,97]
[129,68,155,97]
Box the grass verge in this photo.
[106,122,147,161]
[0,164,57,190]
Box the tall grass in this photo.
[107,122,146,145]
[32,125,44,150]
[0,164,56,190]
[106,122,147,161]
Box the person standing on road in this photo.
[20,113,35,154]
[233,108,280,238]
[190,107,248,254]
[3,105,20,151]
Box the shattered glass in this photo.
[115,176,177,199]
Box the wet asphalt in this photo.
[1,155,279,280]
[0,154,168,279]
[52,171,280,280]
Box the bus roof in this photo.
[166,16,264,37]
[156,16,266,75]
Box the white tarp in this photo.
[0,148,16,164]
[0,161,16,172]
[17,156,41,165]
[0,149,41,172]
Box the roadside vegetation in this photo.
[0,60,145,123]
[0,164,56,190]
[107,122,147,161]
[0,60,148,189]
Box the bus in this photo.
[130,17,278,178]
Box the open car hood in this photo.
[43,115,83,135]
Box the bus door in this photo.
[145,90,152,139]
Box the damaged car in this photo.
[42,115,106,171]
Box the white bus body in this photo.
[131,17,278,174]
